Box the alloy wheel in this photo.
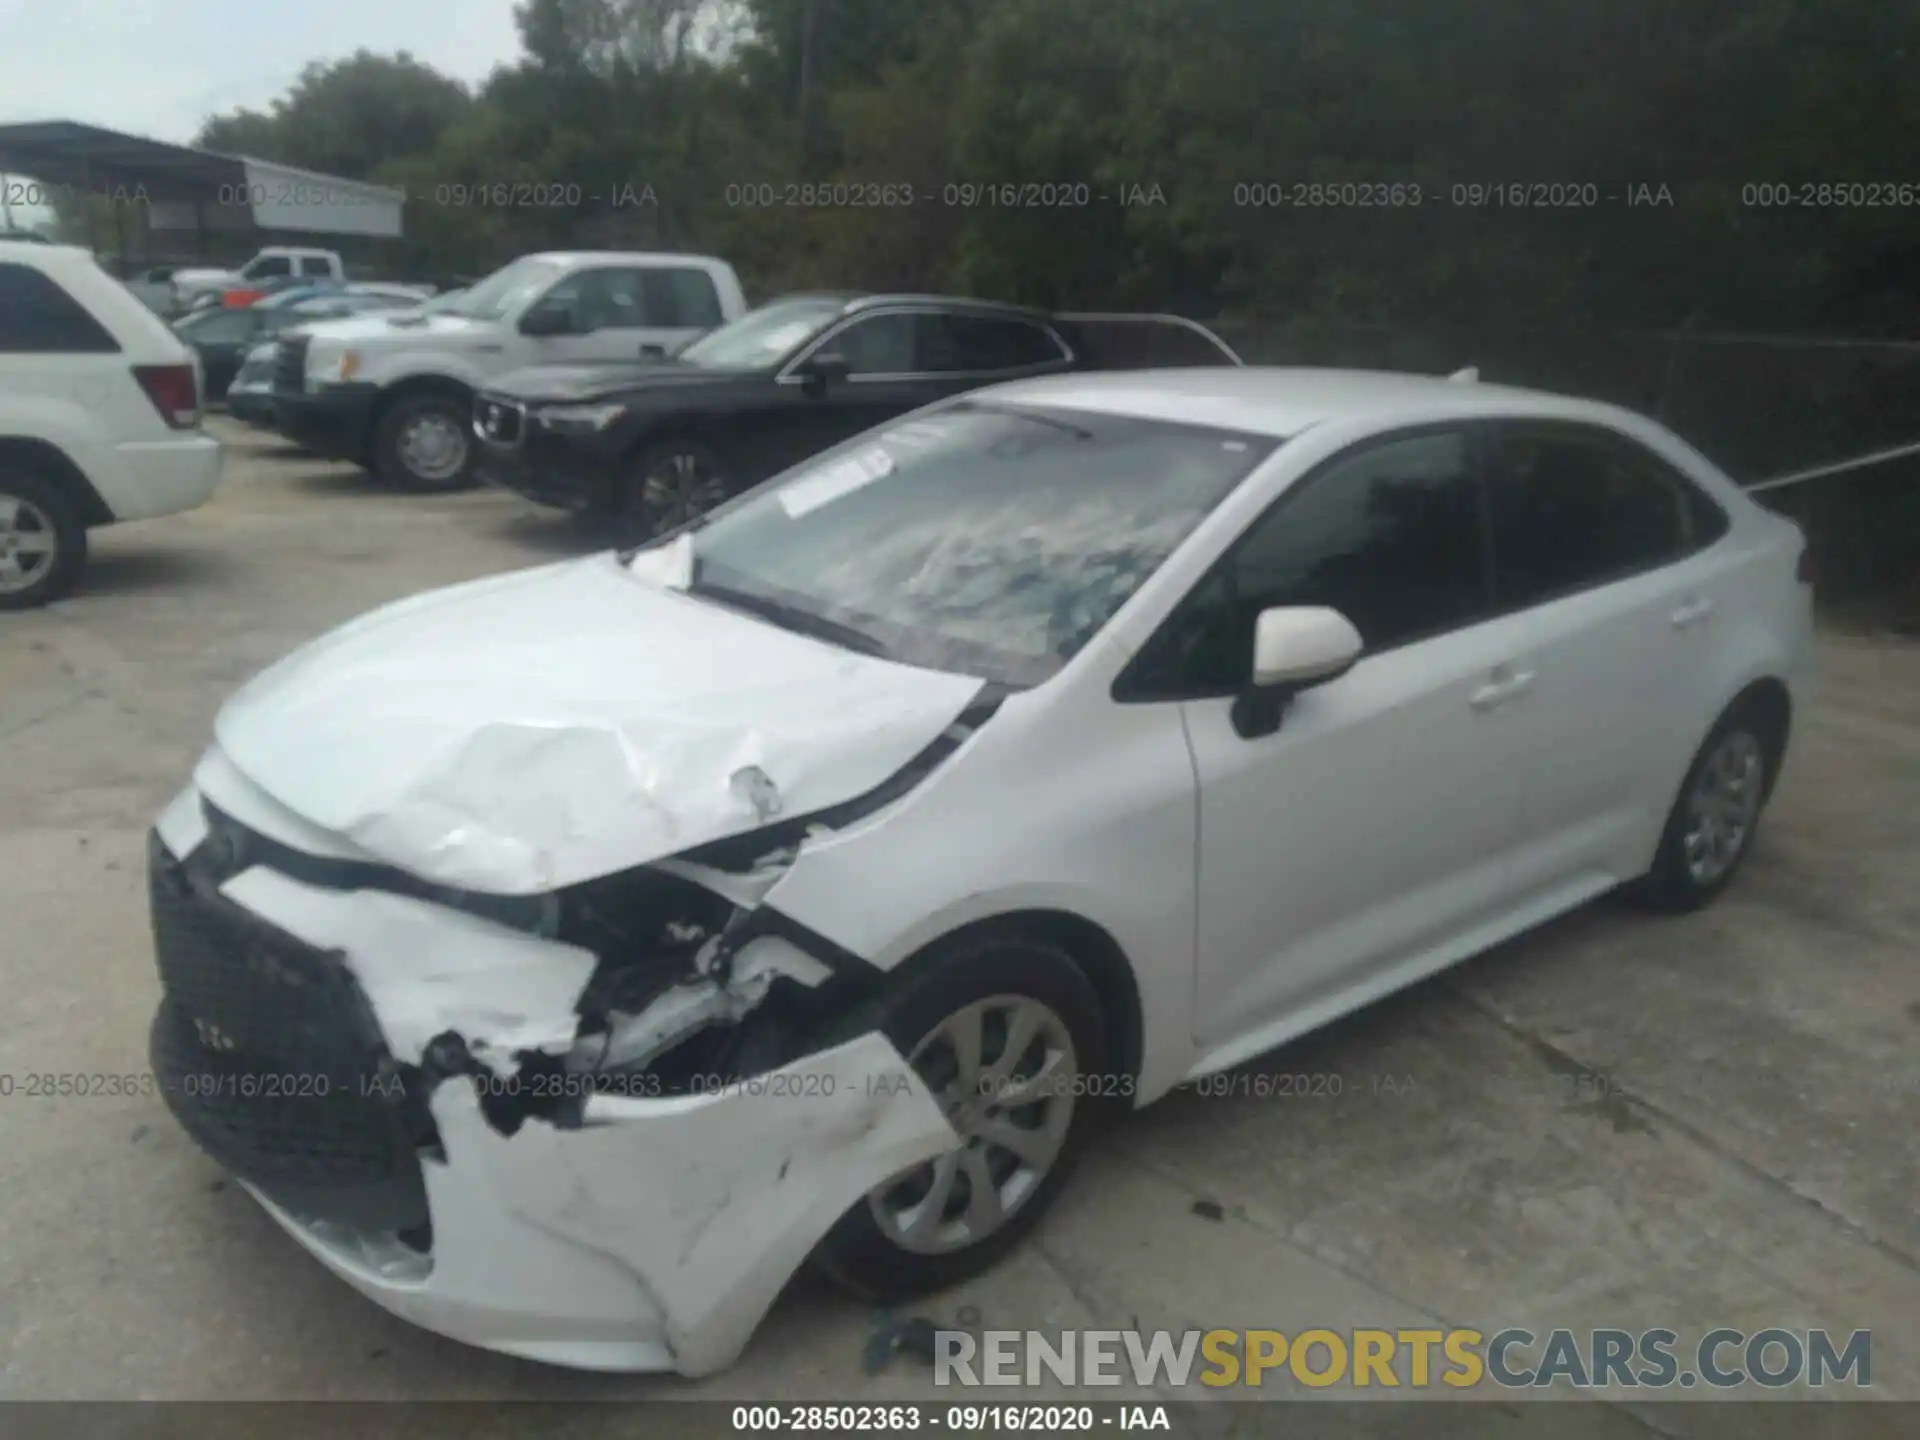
[637,451,728,532]
[398,412,469,484]
[0,493,59,596]
[867,995,1078,1256]
[1682,728,1764,885]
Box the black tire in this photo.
[0,468,88,611]
[614,437,732,544]
[372,393,477,492]
[1629,699,1782,913]
[812,930,1109,1301]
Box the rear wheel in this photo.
[616,438,731,542]
[373,394,476,492]
[1631,700,1781,912]
[0,469,87,611]
[813,932,1108,1300]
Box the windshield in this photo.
[663,402,1276,686]
[676,296,847,369]
[445,258,566,321]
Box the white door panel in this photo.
[1480,420,1740,893]
[1497,553,1729,891]
[1187,611,1537,1049]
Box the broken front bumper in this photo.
[145,799,956,1376]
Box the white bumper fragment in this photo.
[249,1034,952,1374]
[165,813,957,1376]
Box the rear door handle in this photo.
[1470,666,1537,711]
[1671,596,1715,629]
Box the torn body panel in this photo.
[210,555,985,895]
[250,1036,951,1375]
[148,800,957,1374]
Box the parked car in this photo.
[122,262,184,314]
[0,242,222,608]
[143,366,1811,1372]
[267,251,747,491]
[177,289,424,401]
[226,292,432,423]
[171,247,345,312]
[473,293,1241,537]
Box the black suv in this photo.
[473,293,1240,538]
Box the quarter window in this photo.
[1127,429,1487,696]
[1487,424,1713,609]
[0,263,119,353]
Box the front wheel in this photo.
[812,933,1108,1300]
[373,394,476,492]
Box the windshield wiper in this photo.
[686,579,891,658]
[974,402,1095,440]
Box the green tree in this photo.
[196,50,475,181]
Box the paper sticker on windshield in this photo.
[779,446,896,519]
[880,419,956,450]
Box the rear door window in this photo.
[921,314,1066,373]
[1486,423,1718,610]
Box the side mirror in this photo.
[520,304,576,337]
[1231,606,1363,739]
[799,351,852,391]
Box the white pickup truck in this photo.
[171,247,346,312]
[268,250,746,490]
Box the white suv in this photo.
[0,241,223,608]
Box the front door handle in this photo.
[1470,666,1537,711]
[1671,596,1715,629]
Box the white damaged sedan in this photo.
[148,369,1813,1373]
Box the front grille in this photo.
[148,834,429,1232]
[271,334,310,394]
[475,393,524,446]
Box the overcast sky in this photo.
[0,0,525,143]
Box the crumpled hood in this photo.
[214,556,985,895]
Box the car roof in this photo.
[844,293,1054,321]
[527,251,733,269]
[977,366,1631,438]
[0,239,89,265]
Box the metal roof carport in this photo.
[0,120,404,255]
